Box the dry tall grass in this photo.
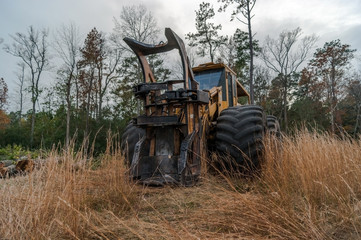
[0,143,139,239]
[1,131,361,239]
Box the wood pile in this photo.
[0,157,34,178]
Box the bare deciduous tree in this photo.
[15,62,26,124]
[253,65,271,105]
[348,74,361,136]
[98,45,121,120]
[53,22,81,147]
[4,26,49,146]
[0,77,8,110]
[111,5,167,119]
[112,4,160,50]
[260,27,317,131]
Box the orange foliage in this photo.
[0,110,10,129]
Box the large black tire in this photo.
[215,105,265,170]
[266,115,281,137]
[121,123,145,166]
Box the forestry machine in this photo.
[121,28,279,186]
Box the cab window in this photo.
[194,69,224,90]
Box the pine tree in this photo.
[77,27,105,138]
[308,39,356,133]
[187,2,227,62]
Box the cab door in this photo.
[227,72,234,107]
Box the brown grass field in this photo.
[1,131,361,239]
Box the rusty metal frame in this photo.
[124,28,208,185]
[124,28,198,90]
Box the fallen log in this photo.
[0,158,35,178]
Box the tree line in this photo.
[0,2,360,153]
[187,1,359,135]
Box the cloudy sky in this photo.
[1,0,361,108]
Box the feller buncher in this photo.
[121,28,280,186]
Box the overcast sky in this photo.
[1,0,361,109]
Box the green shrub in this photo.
[0,144,39,160]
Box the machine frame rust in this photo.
[123,28,208,185]
[122,28,278,186]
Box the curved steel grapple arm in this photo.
[123,28,198,90]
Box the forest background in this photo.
[0,0,361,154]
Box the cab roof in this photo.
[192,62,250,99]
[192,62,236,75]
